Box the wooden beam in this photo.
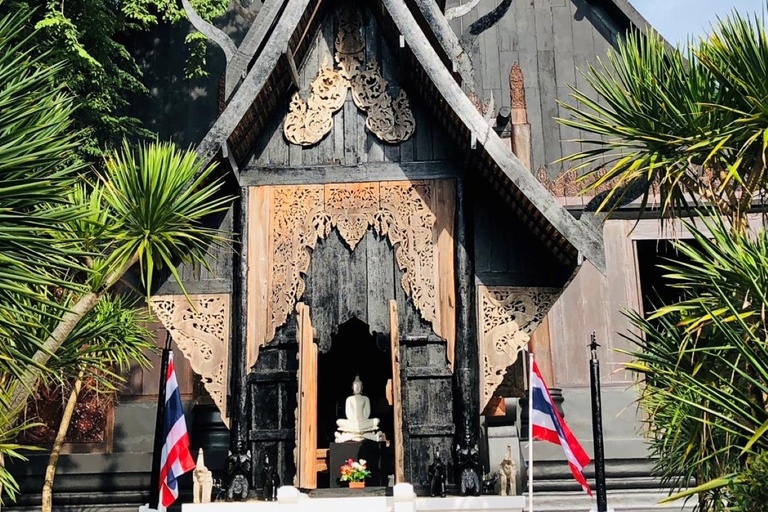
[297,303,318,489]
[285,48,301,89]
[411,0,474,87]
[229,186,249,454]
[240,161,461,186]
[195,0,311,168]
[225,0,288,99]
[379,0,606,273]
[181,0,237,64]
[454,178,480,446]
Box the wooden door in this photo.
[389,300,405,482]
[296,302,318,488]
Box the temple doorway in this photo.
[315,317,394,487]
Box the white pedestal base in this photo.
[181,485,526,512]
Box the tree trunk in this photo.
[41,374,83,512]
[2,253,139,431]
[0,451,4,512]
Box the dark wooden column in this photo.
[229,185,249,455]
[454,176,480,443]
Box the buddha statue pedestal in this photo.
[328,441,389,488]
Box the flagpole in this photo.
[528,351,534,512]
[148,333,172,510]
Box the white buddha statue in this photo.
[335,375,384,443]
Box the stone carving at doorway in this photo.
[478,286,557,408]
[150,294,230,426]
[283,7,415,146]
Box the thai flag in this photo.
[530,360,593,495]
[159,353,195,507]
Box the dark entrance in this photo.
[316,317,394,487]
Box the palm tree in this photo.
[557,9,768,511]
[0,8,90,501]
[558,13,768,229]
[2,140,233,442]
[0,8,233,503]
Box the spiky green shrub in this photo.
[622,215,768,511]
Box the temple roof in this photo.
[181,0,663,274]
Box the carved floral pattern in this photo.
[509,63,526,110]
[478,286,557,405]
[283,7,415,146]
[267,182,437,343]
[284,66,347,146]
[335,8,365,81]
[151,294,230,426]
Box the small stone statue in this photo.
[498,445,517,496]
[427,449,447,497]
[226,444,251,501]
[482,473,498,495]
[455,427,481,496]
[193,448,213,503]
[261,454,280,501]
[335,375,385,443]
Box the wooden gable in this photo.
[242,6,459,170]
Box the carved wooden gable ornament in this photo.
[478,286,558,409]
[283,8,415,146]
[150,294,230,426]
[247,180,455,370]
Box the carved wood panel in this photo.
[247,180,455,369]
[477,286,558,408]
[296,302,318,488]
[150,294,230,426]
[284,7,415,146]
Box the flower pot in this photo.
[349,481,365,489]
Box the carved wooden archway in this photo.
[246,180,456,370]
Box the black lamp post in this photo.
[589,332,608,512]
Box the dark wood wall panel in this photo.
[303,228,437,348]
[447,0,621,178]
[246,8,457,170]
[248,321,299,489]
[472,179,573,287]
[155,204,234,295]
[400,338,454,488]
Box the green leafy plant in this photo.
[558,11,768,229]
[3,139,233,434]
[621,215,768,511]
[0,0,231,159]
[0,7,89,502]
[557,7,768,512]
[730,451,768,512]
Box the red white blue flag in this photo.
[530,360,592,495]
[159,352,195,507]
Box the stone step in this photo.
[525,490,696,512]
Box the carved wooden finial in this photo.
[509,63,526,110]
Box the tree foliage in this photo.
[622,216,768,511]
[0,7,233,503]
[0,0,230,159]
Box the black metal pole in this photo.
[589,332,608,511]
[148,333,172,509]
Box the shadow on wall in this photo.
[125,8,253,148]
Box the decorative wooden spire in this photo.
[509,63,532,171]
